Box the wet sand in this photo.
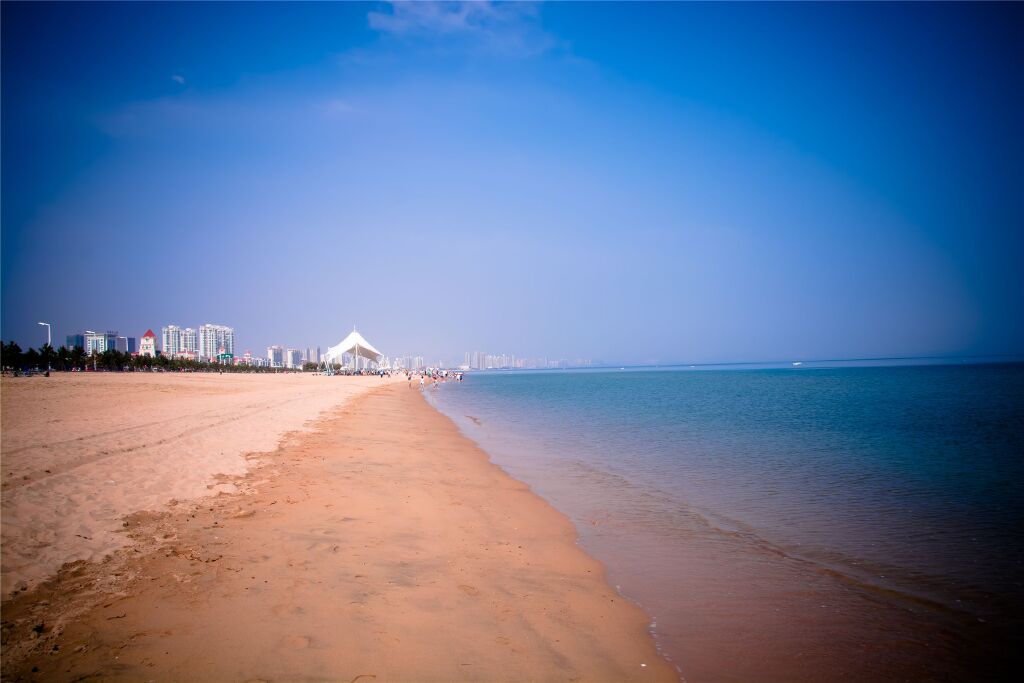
[1,380,674,681]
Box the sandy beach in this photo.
[1,373,388,599]
[1,375,674,681]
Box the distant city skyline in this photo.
[8,317,1024,372]
[3,2,1021,363]
[463,351,594,371]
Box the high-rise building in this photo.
[139,330,157,357]
[285,349,303,369]
[414,356,425,370]
[306,346,320,364]
[199,324,234,360]
[117,337,137,354]
[267,345,284,367]
[161,325,182,356]
[66,334,85,350]
[84,331,117,354]
[238,351,270,367]
[181,328,197,355]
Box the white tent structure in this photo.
[321,329,382,374]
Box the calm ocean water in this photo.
[428,362,1024,682]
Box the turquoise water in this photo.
[429,363,1024,682]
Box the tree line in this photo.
[0,340,295,373]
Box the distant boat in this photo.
[792,362,803,366]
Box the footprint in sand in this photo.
[281,634,310,650]
[306,540,341,553]
[271,604,306,617]
[458,584,480,597]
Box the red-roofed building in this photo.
[139,329,157,357]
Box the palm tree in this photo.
[39,344,57,371]
[56,345,71,371]
[70,345,86,370]
[1,341,22,370]
[100,349,121,371]
[23,348,41,370]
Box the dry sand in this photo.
[2,377,675,681]
[1,372,389,598]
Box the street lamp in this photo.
[38,322,51,371]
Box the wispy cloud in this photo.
[321,97,355,117]
[367,1,554,57]
[171,74,186,85]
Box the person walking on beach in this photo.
[419,376,425,390]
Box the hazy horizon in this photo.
[3,2,1022,365]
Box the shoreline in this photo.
[2,380,675,681]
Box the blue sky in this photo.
[2,1,1021,365]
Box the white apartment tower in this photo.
[181,327,198,355]
[267,345,284,368]
[162,326,199,358]
[199,324,235,360]
[161,325,182,356]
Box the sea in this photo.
[427,360,1024,682]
